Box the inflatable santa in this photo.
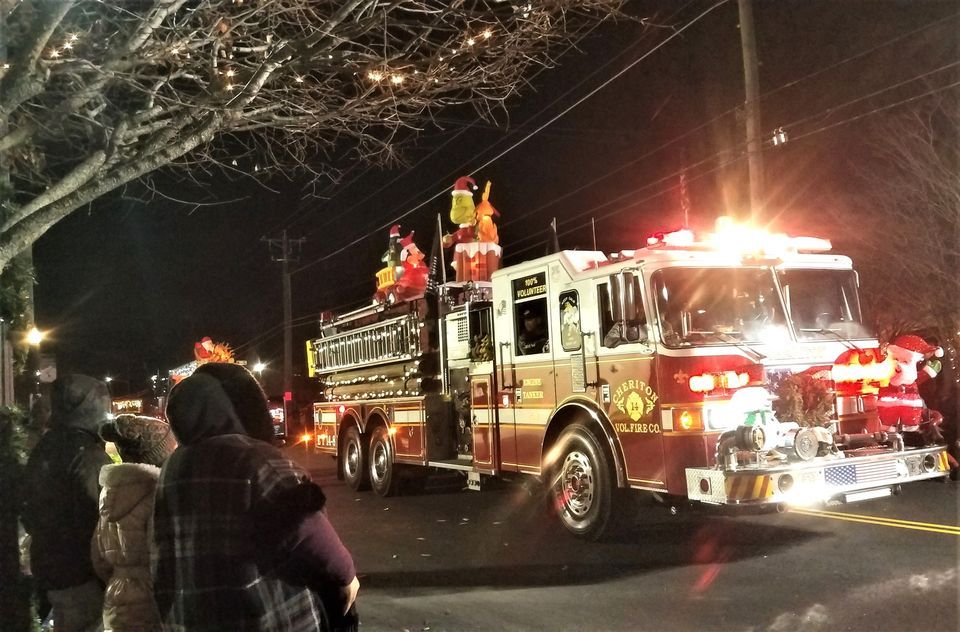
[877,334,943,433]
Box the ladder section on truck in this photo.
[310,314,422,374]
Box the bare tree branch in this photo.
[839,94,960,341]
[0,0,629,270]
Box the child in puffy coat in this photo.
[91,415,177,632]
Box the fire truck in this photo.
[307,220,950,539]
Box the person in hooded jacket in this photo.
[21,374,113,632]
[152,364,359,631]
[91,414,177,632]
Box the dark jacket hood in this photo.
[192,363,276,443]
[165,372,245,445]
[50,374,110,435]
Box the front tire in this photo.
[341,426,369,491]
[369,426,400,497]
[548,423,623,540]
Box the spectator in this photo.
[22,374,113,632]
[152,364,359,631]
[92,414,177,632]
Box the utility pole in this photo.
[738,0,764,223]
[263,230,305,414]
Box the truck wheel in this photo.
[341,426,369,491]
[369,426,400,497]
[549,423,622,540]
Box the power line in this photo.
[289,2,955,276]
[498,13,960,233]
[500,57,960,250]
[506,78,960,261]
[279,6,654,247]
[258,161,374,240]
[298,124,478,241]
[231,291,370,355]
[290,0,729,276]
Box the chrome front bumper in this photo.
[686,445,949,506]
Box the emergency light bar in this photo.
[645,217,832,257]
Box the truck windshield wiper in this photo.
[700,330,766,362]
[814,327,861,351]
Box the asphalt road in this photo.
[286,445,960,632]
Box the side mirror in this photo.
[608,274,624,322]
[681,310,692,339]
[623,271,638,321]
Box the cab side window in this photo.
[559,291,582,352]
[515,298,549,355]
[598,274,648,348]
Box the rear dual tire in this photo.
[341,426,369,492]
[369,426,400,497]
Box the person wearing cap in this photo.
[91,414,177,632]
[22,374,113,632]
[518,307,548,355]
[152,363,358,631]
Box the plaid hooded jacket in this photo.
[152,370,355,631]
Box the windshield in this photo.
[778,268,872,340]
[654,267,788,348]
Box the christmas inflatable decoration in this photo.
[171,338,235,384]
[877,333,943,442]
[475,181,500,244]
[443,177,503,283]
[374,227,428,304]
[400,232,425,270]
[449,176,478,228]
[193,337,234,364]
[382,224,402,270]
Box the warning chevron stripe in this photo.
[725,475,774,501]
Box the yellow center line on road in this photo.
[791,508,960,536]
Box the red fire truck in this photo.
[307,220,950,539]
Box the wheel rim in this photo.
[345,439,360,480]
[559,450,595,518]
[372,440,389,485]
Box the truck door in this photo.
[595,270,665,490]
[506,271,556,474]
[467,306,498,474]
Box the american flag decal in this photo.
[825,461,898,487]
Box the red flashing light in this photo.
[283,391,293,402]
[647,228,695,248]
[689,371,750,393]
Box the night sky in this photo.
[32,0,959,396]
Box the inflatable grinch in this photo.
[443,177,503,282]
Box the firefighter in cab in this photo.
[518,307,548,355]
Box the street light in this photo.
[104,376,113,384]
[25,327,45,400]
[253,361,266,378]
[26,326,44,346]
